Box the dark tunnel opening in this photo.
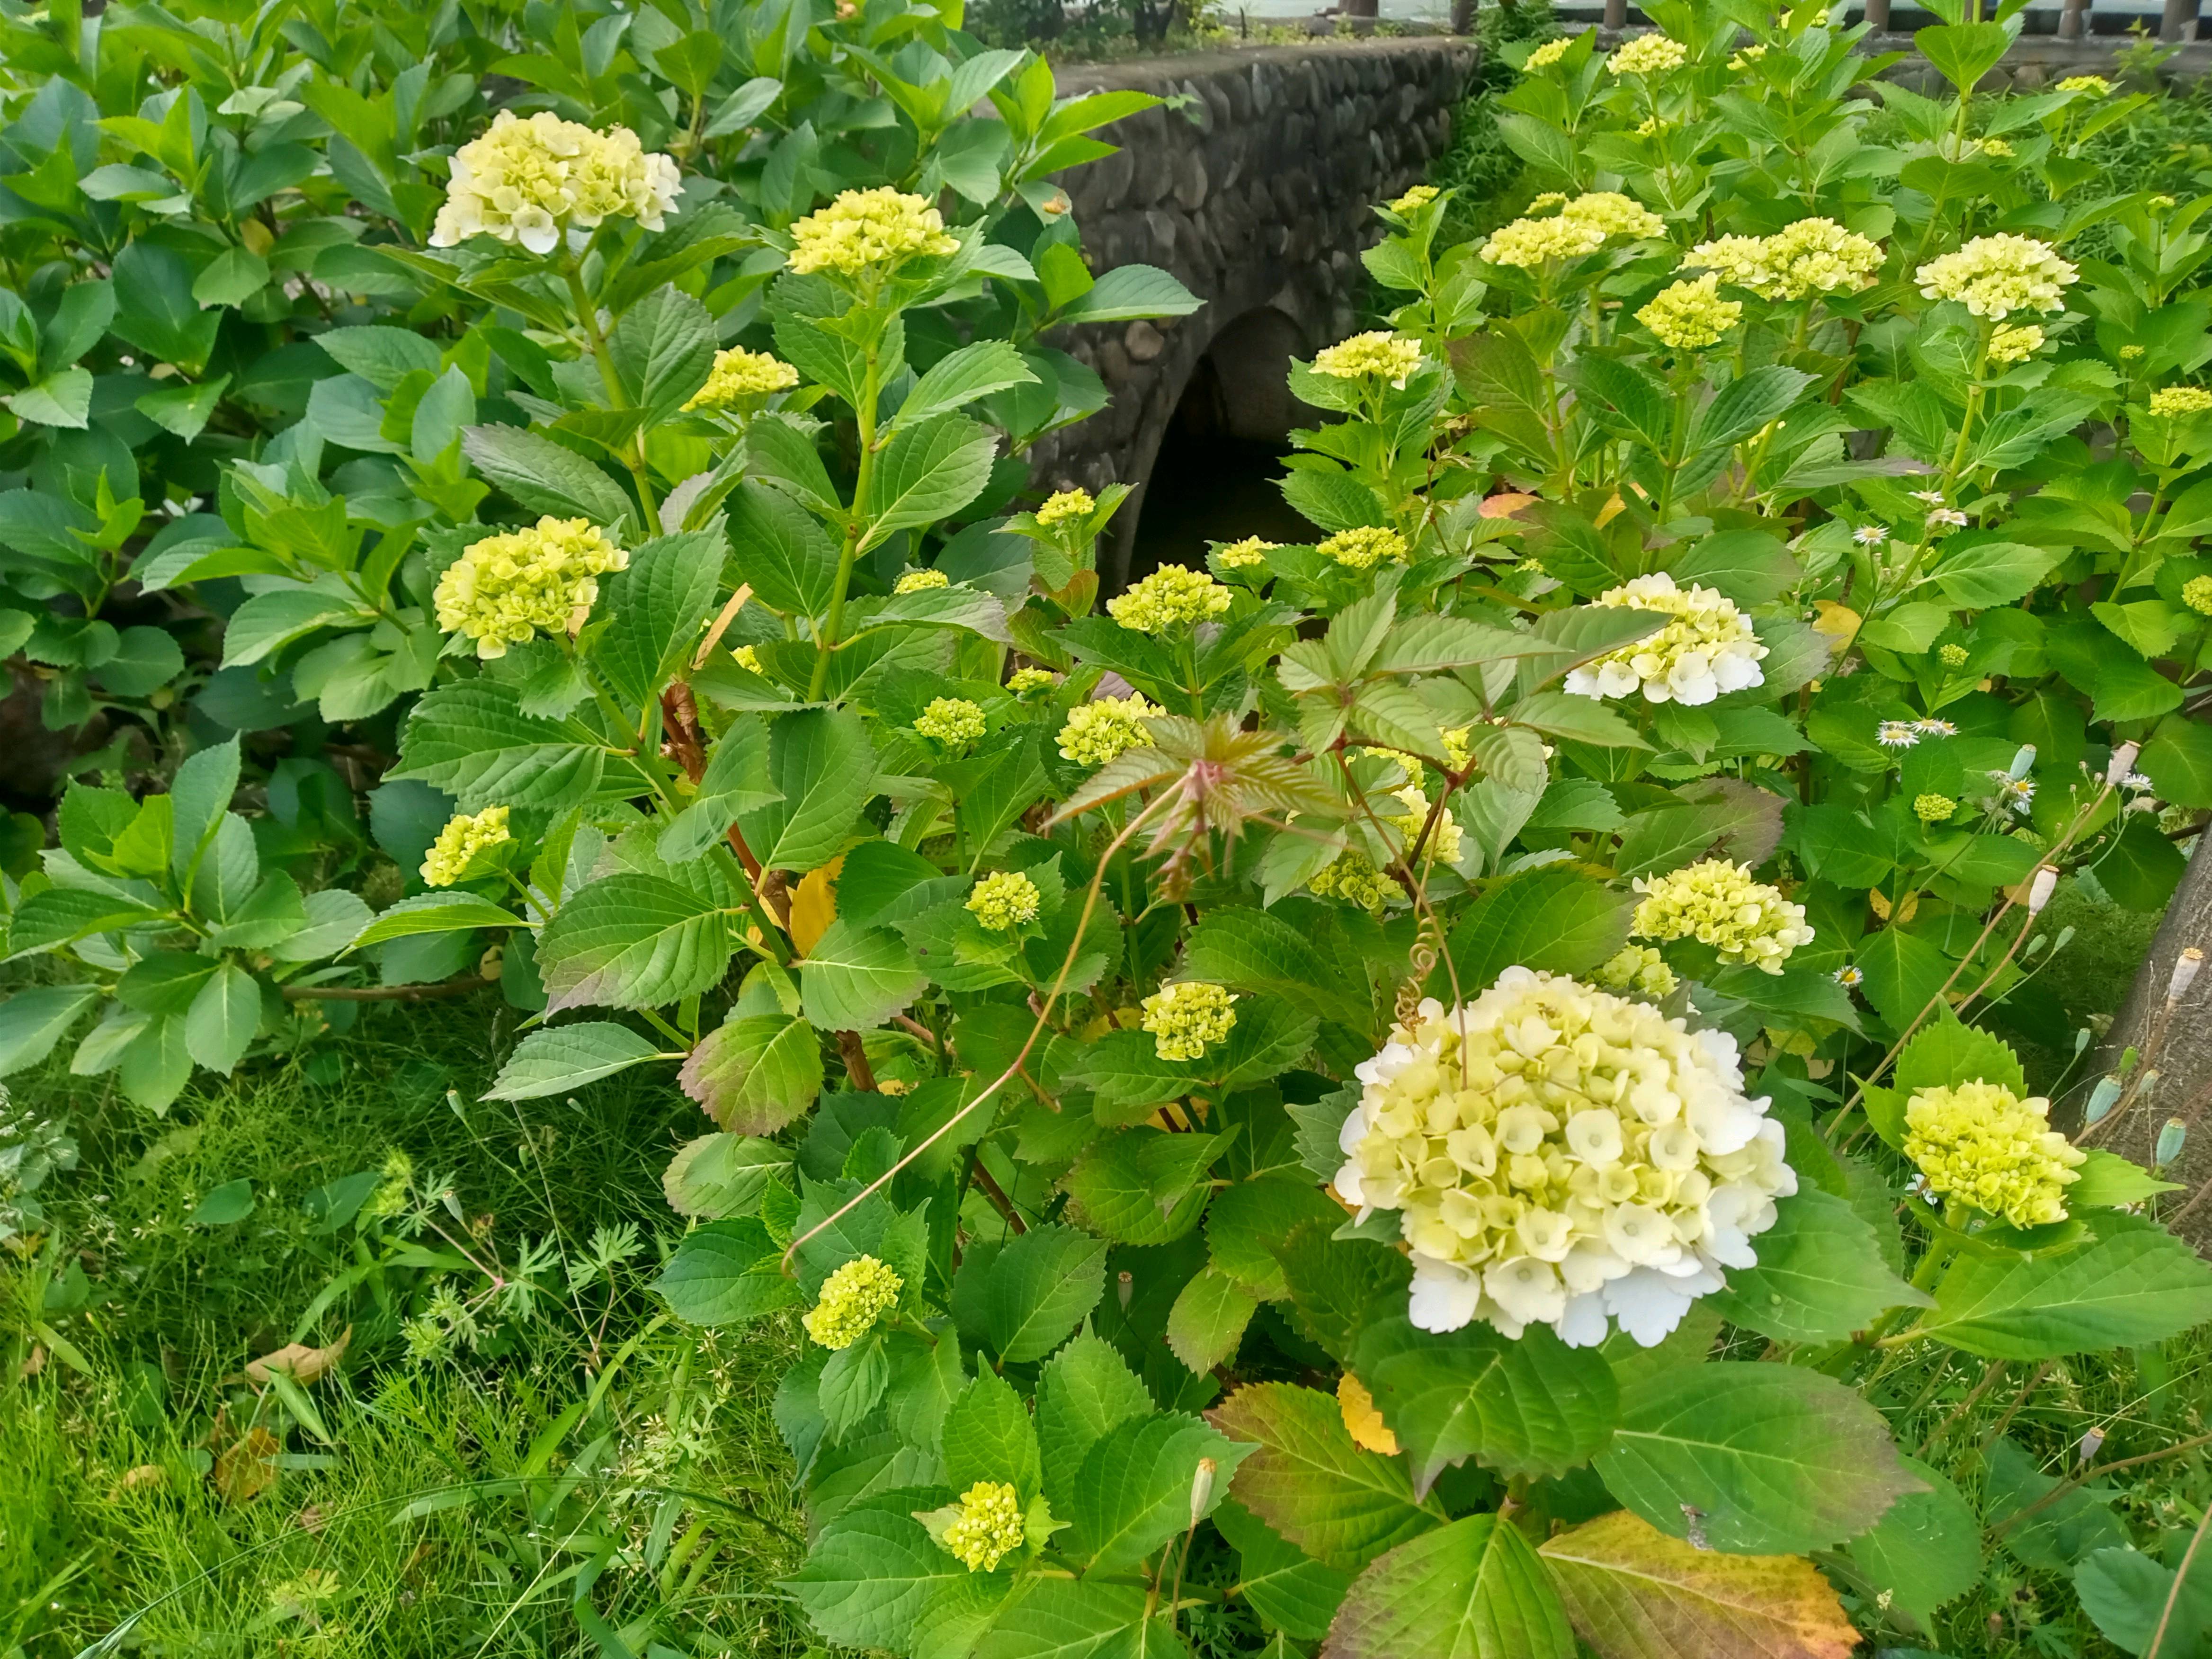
[1123,306,1320,591]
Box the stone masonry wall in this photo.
[1034,38,1476,589]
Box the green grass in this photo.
[0,997,810,1659]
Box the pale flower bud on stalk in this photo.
[2157,1117,2187,1167]
[1189,1458,1216,1529]
[2026,866,2058,915]
[2008,745,2038,782]
[2105,742,2141,787]
[2168,947,2204,1006]
[2078,1428,2105,1466]
[1117,1269,1134,1310]
[2084,1075,2123,1125]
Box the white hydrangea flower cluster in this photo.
[1681,218,1884,301]
[1914,234,2078,319]
[1562,572,1767,705]
[1335,972,1796,1347]
[431,111,681,255]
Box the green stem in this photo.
[809,338,884,700]
[565,257,664,538]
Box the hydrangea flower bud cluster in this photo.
[683,347,797,410]
[1903,1080,2084,1227]
[1637,274,1742,349]
[1058,694,1160,766]
[421,806,511,887]
[1608,33,1687,75]
[2150,386,2212,418]
[1914,793,1959,823]
[940,1481,1026,1571]
[430,111,681,254]
[1141,981,1238,1061]
[1478,192,1664,268]
[1561,572,1767,705]
[1313,331,1425,384]
[1007,666,1059,695]
[1632,858,1814,973]
[1680,218,1884,300]
[1319,526,1409,569]
[1335,973,1796,1346]
[1309,848,1401,911]
[1107,565,1231,633]
[802,1255,902,1348]
[1988,323,2044,364]
[1036,488,1096,527]
[1388,184,1440,213]
[1525,36,1573,69]
[786,187,957,277]
[1215,536,1276,568]
[914,697,986,745]
[966,870,1041,931]
[2058,74,2114,95]
[1596,944,1678,999]
[894,568,951,593]
[2183,574,2212,616]
[434,517,628,659]
[1914,234,2078,318]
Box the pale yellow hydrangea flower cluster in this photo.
[1007,666,1059,695]
[1215,536,1276,569]
[1914,793,1959,823]
[1915,234,2078,319]
[1597,944,1678,999]
[431,110,681,254]
[1388,184,1440,213]
[1320,526,1409,570]
[1637,274,1742,349]
[1142,981,1238,1061]
[1389,785,1463,864]
[421,806,511,887]
[1309,848,1400,911]
[2058,74,2114,95]
[895,568,951,593]
[2184,574,2212,616]
[1334,974,1796,1346]
[1313,331,1425,384]
[1036,488,1096,527]
[434,517,628,659]
[786,187,957,277]
[802,1255,902,1348]
[941,1482,1026,1571]
[1479,192,1664,268]
[1631,858,1814,973]
[1903,1079,2084,1227]
[1728,42,1767,70]
[1525,36,1573,70]
[2150,386,2212,418]
[1681,218,1884,300]
[966,870,1041,931]
[1976,138,2014,160]
[1608,33,1687,76]
[1058,694,1160,766]
[1107,565,1232,633]
[1562,572,1768,705]
[731,644,764,673]
[1988,324,2044,364]
[683,347,797,410]
[915,697,986,745]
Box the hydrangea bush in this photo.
[10,2,2212,1656]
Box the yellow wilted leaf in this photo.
[1540,1508,1859,1659]
[1337,1374,1400,1455]
[245,1325,352,1387]
[214,1426,281,1504]
[788,854,845,956]
[1480,491,1538,520]
[1811,602,1863,650]
[1594,492,1627,527]
[1866,888,1890,920]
